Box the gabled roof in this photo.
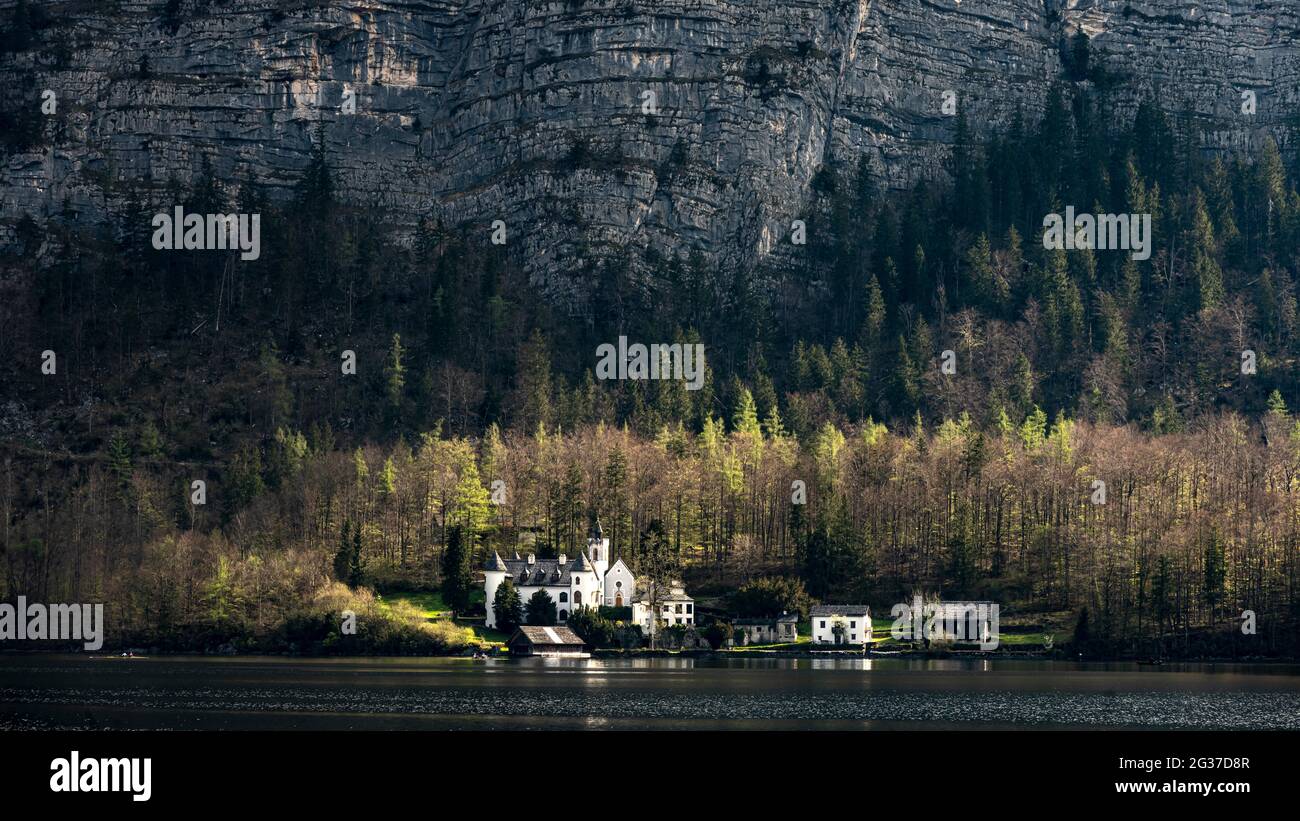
[639,578,688,600]
[734,613,799,625]
[501,557,592,586]
[635,590,692,604]
[811,605,871,617]
[509,625,585,646]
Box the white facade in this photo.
[483,566,506,629]
[632,581,694,630]
[633,598,695,630]
[603,559,635,607]
[811,608,872,645]
[484,533,624,628]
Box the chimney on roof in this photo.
[527,553,536,565]
[558,553,567,565]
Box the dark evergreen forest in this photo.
[4,33,1300,656]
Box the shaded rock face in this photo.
[3,0,1298,311]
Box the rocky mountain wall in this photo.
[3,0,1298,309]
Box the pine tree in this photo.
[450,443,491,536]
[137,421,164,460]
[1204,158,1242,267]
[555,461,585,554]
[441,525,476,613]
[334,520,353,583]
[348,525,365,588]
[1073,606,1092,650]
[894,334,920,413]
[297,124,333,214]
[601,447,629,556]
[964,234,1004,308]
[860,274,887,351]
[1019,405,1048,451]
[513,329,554,432]
[108,433,132,490]
[762,403,786,440]
[732,388,761,436]
[378,456,396,498]
[1188,190,1224,311]
[1131,99,1176,193]
[1267,389,1289,419]
[1255,139,1287,243]
[1257,269,1279,339]
[525,589,557,626]
[492,578,523,633]
[384,333,406,416]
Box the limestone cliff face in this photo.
[3,0,1298,310]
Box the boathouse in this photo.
[506,625,589,657]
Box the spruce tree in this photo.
[383,333,406,420]
[525,589,557,626]
[441,525,475,613]
[732,388,760,436]
[492,578,523,633]
[348,526,364,588]
[296,124,333,214]
[334,520,353,583]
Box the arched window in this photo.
[574,591,583,605]
[559,592,569,603]
[559,609,568,621]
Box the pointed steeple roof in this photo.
[571,551,591,572]
[589,516,604,541]
[484,551,507,572]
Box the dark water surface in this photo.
[2,654,1298,730]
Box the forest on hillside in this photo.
[4,32,1300,654]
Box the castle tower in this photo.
[586,518,609,579]
[482,551,508,628]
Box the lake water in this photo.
[2,654,1298,730]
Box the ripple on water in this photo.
[2,686,1298,729]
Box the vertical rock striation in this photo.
[2,0,1297,310]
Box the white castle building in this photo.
[484,522,638,628]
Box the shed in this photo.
[506,625,589,657]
